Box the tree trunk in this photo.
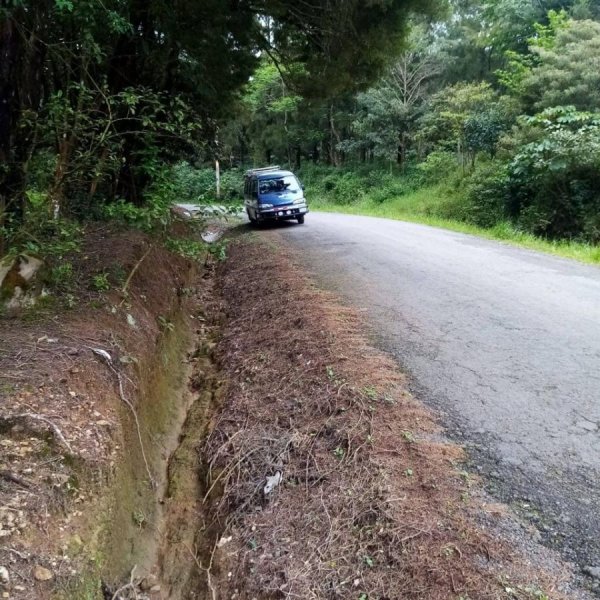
[0,15,22,253]
[89,147,110,201]
[48,136,73,220]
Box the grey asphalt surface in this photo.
[266,212,600,577]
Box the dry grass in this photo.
[203,237,580,600]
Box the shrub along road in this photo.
[268,212,600,583]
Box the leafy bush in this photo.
[461,161,510,228]
[298,165,368,205]
[299,163,424,206]
[417,151,458,185]
[49,262,75,292]
[103,162,174,231]
[4,189,83,260]
[505,107,600,241]
[172,162,243,204]
[91,272,111,292]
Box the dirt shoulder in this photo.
[206,233,589,600]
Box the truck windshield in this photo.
[259,176,300,194]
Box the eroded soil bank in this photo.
[0,225,223,599]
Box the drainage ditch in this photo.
[100,273,224,600]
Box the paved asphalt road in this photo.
[266,212,600,575]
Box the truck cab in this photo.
[244,166,308,225]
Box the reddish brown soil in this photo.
[0,225,196,599]
[205,236,584,600]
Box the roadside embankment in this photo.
[0,224,222,599]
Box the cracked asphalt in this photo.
[267,212,600,580]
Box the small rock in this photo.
[140,574,159,591]
[0,565,9,586]
[263,471,282,495]
[150,585,161,593]
[33,565,53,581]
[583,565,600,580]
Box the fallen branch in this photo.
[185,541,218,600]
[120,244,155,303]
[0,413,73,454]
[0,470,31,489]
[91,348,156,488]
[111,565,138,600]
[0,546,29,560]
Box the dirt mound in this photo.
[204,236,586,600]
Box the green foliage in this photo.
[340,27,444,163]
[102,163,174,232]
[207,241,228,262]
[5,192,83,260]
[505,106,600,240]
[164,238,207,261]
[49,262,75,292]
[417,151,458,185]
[523,19,600,111]
[461,161,511,228]
[531,9,571,49]
[172,163,243,204]
[91,273,111,292]
[165,235,228,263]
[417,83,517,165]
[464,110,509,157]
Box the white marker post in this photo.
[215,159,221,199]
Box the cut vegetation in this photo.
[200,234,588,600]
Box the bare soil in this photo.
[204,233,590,600]
[0,224,213,599]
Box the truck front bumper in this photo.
[259,207,308,220]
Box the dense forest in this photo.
[2,0,600,260]
[224,0,600,244]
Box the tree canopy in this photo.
[4,0,600,252]
[0,0,442,253]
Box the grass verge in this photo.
[312,186,600,266]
